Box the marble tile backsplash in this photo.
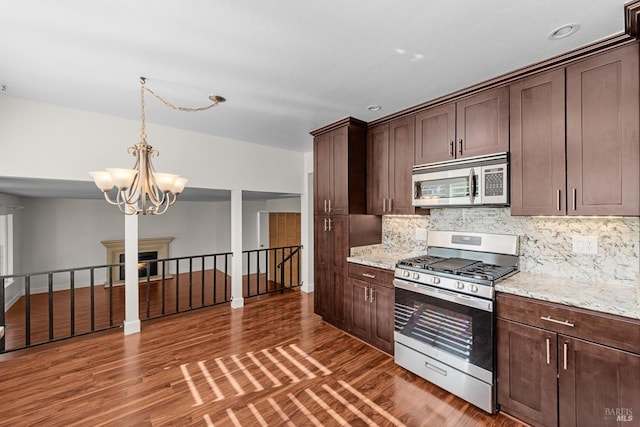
[382,208,639,285]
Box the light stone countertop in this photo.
[496,272,640,320]
[347,250,640,320]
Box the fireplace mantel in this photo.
[101,237,174,285]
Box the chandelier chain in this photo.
[143,86,223,112]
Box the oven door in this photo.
[412,167,479,207]
[393,278,494,383]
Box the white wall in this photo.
[0,193,23,308]
[0,96,305,194]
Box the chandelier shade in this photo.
[90,77,224,215]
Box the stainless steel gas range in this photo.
[393,230,519,414]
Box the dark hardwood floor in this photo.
[0,290,525,426]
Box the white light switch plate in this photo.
[572,235,598,255]
[414,228,427,241]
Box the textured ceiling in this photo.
[0,1,631,201]
[0,0,629,154]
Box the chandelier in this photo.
[90,77,225,215]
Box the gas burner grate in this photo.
[396,255,445,270]
[457,263,517,281]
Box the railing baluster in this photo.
[161,261,166,315]
[265,249,269,293]
[48,273,54,340]
[0,277,5,353]
[175,259,180,313]
[213,255,218,304]
[201,256,205,308]
[145,265,151,319]
[70,271,75,336]
[90,269,95,332]
[224,255,229,301]
[189,257,193,309]
[247,251,251,297]
[25,276,31,347]
[109,267,114,327]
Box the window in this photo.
[0,214,13,285]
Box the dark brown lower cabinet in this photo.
[346,264,394,354]
[497,293,640,427]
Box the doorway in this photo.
[269,212,301,286]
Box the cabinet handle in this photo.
[327,218,332,231]
[540,316,575,327]
[388,198,393,212]
[458,139,463,155]
[324,199,327,213]
[323,218,328,231]
[328,199,332,212]
[382,198,386,213]
[370,288,375,302]
[545,338,550,365]
[364,286,368,302]
[449,140,454,157]
[362,273,376,279]
[572,188,577,211]
[557,189,562,212]
[425,362,447,377]
[563,342,568,370]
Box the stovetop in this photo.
[396,255,518,283]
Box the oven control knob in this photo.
[455,281,464,290]
[412,272,420,280]
[431,276,440,285]
[469,284,479,293]
[403,270,410,278]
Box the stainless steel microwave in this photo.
[412,153,509,208]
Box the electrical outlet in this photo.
[414,228,427,241]
[572,235,598,255]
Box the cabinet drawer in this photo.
[497,293,640,354]
[347,263,393,288]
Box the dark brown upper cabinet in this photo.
[566,44,639,216]
[415,86,509,165]
[313,118,367,216]
[510,69,566,215]
[367,116,415,215]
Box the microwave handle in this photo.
[468,168,476,204]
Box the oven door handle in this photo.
[393,279,493,312]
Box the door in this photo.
[314,132,332,214]
[558,336,640,427]
[415,103,456,165]
[367,124,390,215]
[497,319,558,427]
[269,213,301,287]
[328,215,348,328]
[329,126,349,215]
[388,116,415,214]
[369,283,394,354]
[510,69,566,215]
[566,44,640,216]
[313,216,330,318]
[347,277,370,341]
[457,86,510,159]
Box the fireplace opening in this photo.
[119,251,159,281]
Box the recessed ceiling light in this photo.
[548,23,580,40]
[367,105,382,112]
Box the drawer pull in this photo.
[362,273,376,279]
[545,338,550,365]
[540,316,575,327]
[425,362,447,377]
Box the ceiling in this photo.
[0,1,631,202]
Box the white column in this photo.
[230,189,244,308]
[301,170,314,293]
[123,213,141,335]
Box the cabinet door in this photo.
[366,124,390,215]
[388,116,415,214]
[497,319,558,427]
[346,277,370,342]
[369,284,394,354]
[314,133,332,214]
[328,215,349,328]
[457,86,510,159]
[510,69,566,215]
[329,126,349,215]
[414,103,456,165]
[558,336,640,427]
[313,216,330,319]
[566,44,640,216]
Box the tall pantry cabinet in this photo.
[311,118,367,328]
